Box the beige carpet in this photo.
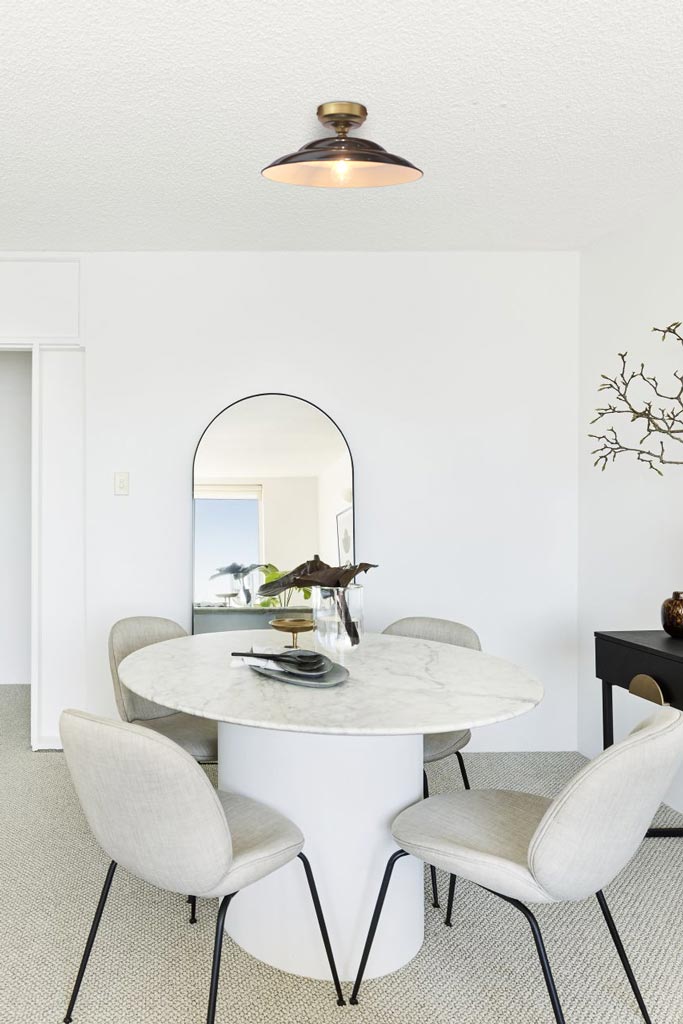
[1,684,682,1024]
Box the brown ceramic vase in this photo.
[661,591,683,639]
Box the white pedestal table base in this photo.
[217,723,424,981]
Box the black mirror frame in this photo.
[191,393,355,631]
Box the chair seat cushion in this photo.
[392,789,554,903]
[134,712,218,763]
[200,791,304,896]
[423,729,471,763]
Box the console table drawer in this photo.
[595,636,683,710]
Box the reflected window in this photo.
[193,485,262,603]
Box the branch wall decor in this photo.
[590,321,683,475]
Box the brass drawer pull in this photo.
[629,674,667,706]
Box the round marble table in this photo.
[119,629,542,982]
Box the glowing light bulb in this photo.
[332,159,350,184]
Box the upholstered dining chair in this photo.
[383,616,480,907]
[109,616,217,764]
[349,708,683,1022]
[60,710,345,1023]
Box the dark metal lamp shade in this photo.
[261,102,423,189]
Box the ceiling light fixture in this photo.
[261,102,423,189]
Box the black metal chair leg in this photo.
[297,852,346,1006]
[189,895,197,924]
[63,861,117,1023]
[422,771,439,908]
[206,893,236,1024]
[596,890,652,1024]
[429,865,440,909]
[455,750,471,790]
[487,889,566,1024]
[349,850,409,1005]
[445,874,456,926]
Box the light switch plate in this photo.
[114,471,129,496]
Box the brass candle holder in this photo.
[269,618,314,649]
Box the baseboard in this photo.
[31,735,62,751]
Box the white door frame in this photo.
[0,339,84,747]
[0,255,84,748]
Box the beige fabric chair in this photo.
[350,708,683,1023]
[383,616,480,780]
[109,616,217,763]
[383,616,481,907]
[60,710,345,1023]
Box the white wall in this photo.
[579,199,683,809]
[0,352,31,684]
[83,251,580,751]
[0,260,79,338]
[14,244,683,766]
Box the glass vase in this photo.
[312,585,364,656]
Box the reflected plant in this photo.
[210,562,266,606]
[210,562,266,582]
[257,564,312,608]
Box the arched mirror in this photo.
[192,394,354,634]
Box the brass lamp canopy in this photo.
[261,102,423,189]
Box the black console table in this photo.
[595,629,683,838]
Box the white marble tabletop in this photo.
[118,629,543,736]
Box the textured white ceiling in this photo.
[1,0,683,251]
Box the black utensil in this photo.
[231,650,326,672]
[232,650,323,662]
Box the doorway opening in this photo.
[0,351,32,691]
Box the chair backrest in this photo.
[109,616,187,722]
[383,616,481,651]
[60,709,232,895]
[528,708,683,901]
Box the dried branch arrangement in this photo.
[590,321,683,475]
[258,556,377,647]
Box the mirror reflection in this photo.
[193,394,353,633]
